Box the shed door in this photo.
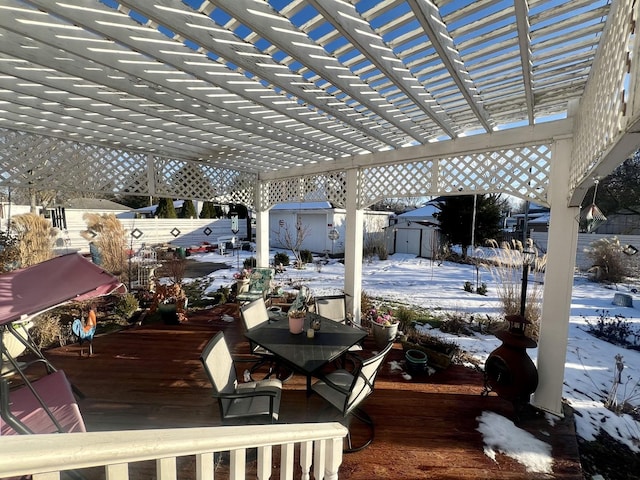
[394,229,421,255]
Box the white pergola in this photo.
[1,0,639,416]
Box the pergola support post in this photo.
[343,168,364,323]
[531,136,579,416]
[254,183,270,268]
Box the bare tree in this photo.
[273,220,311,268]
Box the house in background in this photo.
[269,202,391,256]
[386,202,440,258]
[515,203,640,236]
[592,207,640,235]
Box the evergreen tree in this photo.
[584,153,640,216]
[199,201,214,218]
[180,199,197,218]
[155,198,177,218]
[435,194,502,257]
[213,204,224,218]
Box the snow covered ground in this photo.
[184,249,640,475]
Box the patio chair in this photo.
[240,299,292,382]
[315,294,364,359]
[200,331,282,425]
[236,267,274,304]
[311,341,393,453]
[315,294,348,323]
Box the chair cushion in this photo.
[1,370,86,435]
[311,370,352,413]
[226,379,282,421]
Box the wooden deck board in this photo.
[14,304,583,479]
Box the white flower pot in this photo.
[371,321,398,349]
[237,278,250,293]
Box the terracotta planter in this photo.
[371,321,398,349]
[288,312,305,334]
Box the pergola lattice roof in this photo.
[0,0,610,176]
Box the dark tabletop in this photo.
[244,312,367,375]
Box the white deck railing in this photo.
[0,422,348,480]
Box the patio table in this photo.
[244,312,367,393]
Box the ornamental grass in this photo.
[480,239,547,340]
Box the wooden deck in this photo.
[22,304,583,479]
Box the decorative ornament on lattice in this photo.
[578,179,607,232]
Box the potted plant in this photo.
[150,282,188,324]
[367,307,399,349]
[233,268,252,293]
[287,309,306,334]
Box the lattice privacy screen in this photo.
[3,128,551,211]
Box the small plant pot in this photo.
[405,349,428,374]
[288,313,305,334]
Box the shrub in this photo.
[585,237,628,283]
[183,278,217,309]
[164,256,186,286]
[584,309,639,347]
[476,283,488,296]
[401,323,461,368]
[31,312,71,349]
[300,249,313,264]
[113,293,139,320]
[463,281,473,292]
[440,312,473,335]
[274,252,290,266]
[212,285,230,305]
[243,256,257,269]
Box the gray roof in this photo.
[398,204,439,219]
[65,198,130,211]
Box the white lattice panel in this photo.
[151,157,256,205]
[260,143,551,210]
[0,128,257,205]
[0,129,148,196]
[262,174,348,210]
[361,145,551,208]
[571,0,635,192]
